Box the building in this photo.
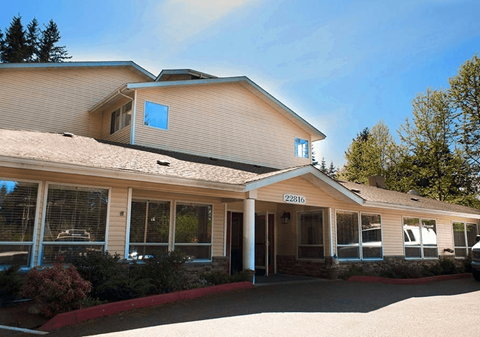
[1,62,479,279]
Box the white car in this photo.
[472,236,480,281]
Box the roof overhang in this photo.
[155,69,217,81]
[0,61,155,81]
[244,165,365,205]
[364,201,480,219]
[126,77,326,141]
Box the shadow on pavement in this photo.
[44,277,480,337]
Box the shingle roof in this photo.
[0,129,266,185]
[339,180,480,216]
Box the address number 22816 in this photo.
[283,194,306,204]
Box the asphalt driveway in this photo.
[6,277,480,336]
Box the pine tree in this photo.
[25,18,39,62]
[328,162,337,178]
[320,157,327,174]
[37,20,71,62]
[0,15,28,63]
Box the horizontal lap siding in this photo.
[107,187,129,256]
[134,83,312,169]
[0,67,145,138]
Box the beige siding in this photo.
[256,177,479,259]
[107,187,129,256]
[0,67,146,138]
[133,83,312,169]
[99,97,133,143]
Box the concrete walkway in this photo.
[4,277,480,336]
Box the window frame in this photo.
[296,210,325,260]
[403,216,438,260]
[452,221,478,259]
[38,182,111,266]
[0,178,42,270]
[110,101,132,135]
[143,100,169,131]
[127,198,172,259]
[294,137,309,159]
[335,210,383,261]
[173,200,213,262]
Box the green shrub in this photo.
[463,255,472,273]
[72,251,123,298]
[21,263,91,318]
[380,265,422,279]
[95,275,153,302]
[0,265,23,306]
[339,266,366,280]
[130,250,188,294]
[438,257,457,274]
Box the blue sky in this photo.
[1,0,479,167]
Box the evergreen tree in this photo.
[25,18,39,62]
[319,157,327,174]
[311,145,318,166]
[37,20,71,62]
[450,54,480,170]
[328,162,337,179]
[0,15,28,63]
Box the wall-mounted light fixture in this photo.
[280,211,291,225]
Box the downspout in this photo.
[130,89,137,145]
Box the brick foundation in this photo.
[181,256,228,282]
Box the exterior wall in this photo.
[133,83,312,169]
[0,67,146,138]
[99,97,133,143]
[0,167,244,268]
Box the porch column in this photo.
[243,191,256,275]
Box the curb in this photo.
[347,273,472,285]
[40,281,254,332]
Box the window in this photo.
[0,180,39,267]
[174,203,212,260]
[336,211,382,260]
[41,184,109,264]
[295,138,309,158]
[453,222,478,258]
[144,101,169,130]
[129,200,170,259]
[110,101,132,134]
[297,211,324,259]
[403,217,438,259]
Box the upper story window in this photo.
[453,222,478,258]
[295,138,309,158]
[144,101,169,130]
[403,217,438,259]
[110,101,132,134]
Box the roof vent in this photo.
[63,132,74,138]
[351,189,361,193]
[157,160,170,167]
[407,189,421,196]
[410,197,419,202]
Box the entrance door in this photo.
[255,213,275,276]
[229,212,243,274]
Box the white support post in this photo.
[243,197,256,280]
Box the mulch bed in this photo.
[0,301,48,329]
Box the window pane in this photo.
[337,211,358,245]
[0,245,31,266]
[43,185,108,242]
[42,245,103,264]
[453,222,466,247]
[299,212,323,245]
[362,246,382,259]
[294,138,309,158]
[455,248,467,258]
[128,245,168,259]
[129,201,170,244]
[361,214,381,244]
[0,181,38,243]
[337,246,359,259]
[405,246,422,258]
[129,202,147,243]
[422,219,437,246]
[423,247,438,258]
[175,245,211,260]
[466,223,478,248]
[175,204,212,243]
[144,101,169,130]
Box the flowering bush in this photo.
[21,263,91,317]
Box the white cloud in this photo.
[157,0,259,42]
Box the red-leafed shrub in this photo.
[21,263,91,317]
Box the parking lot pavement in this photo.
[5,277,480,337]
